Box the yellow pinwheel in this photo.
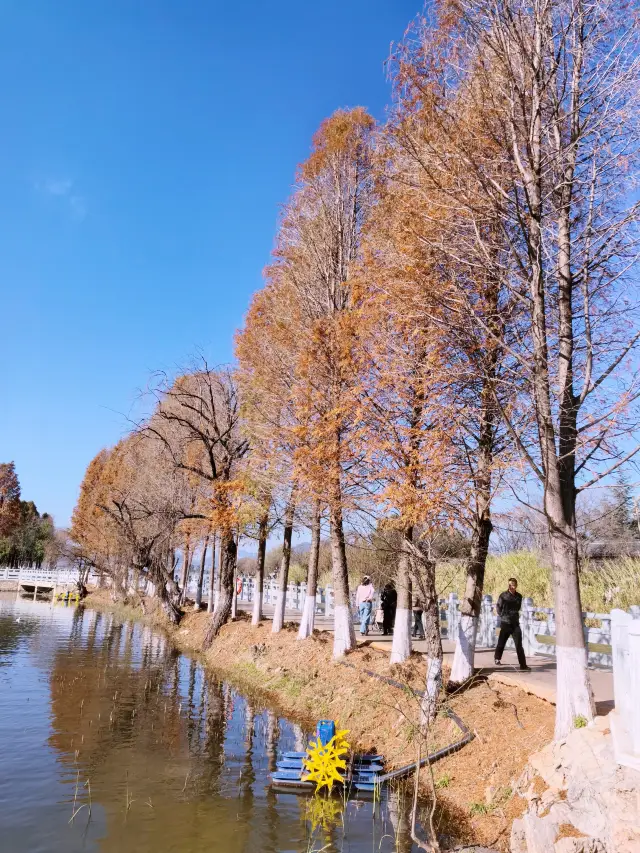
[302,729,351,793]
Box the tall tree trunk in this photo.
[252,513,268,626]
[231,535,239,620]
[449,511,492,686]
[450,277,499,685]
[391,529,413,664]
[415,556,442,726]
[213,542,222,612]
[194,536,209,610]
[330,502,356,657]
[157,567,181,624]
[179,541,191,605]
[272,493,296,633]
[547,487,594,736]
[203,531,236,647]
[298,501,321,640]
[207,534,217,614]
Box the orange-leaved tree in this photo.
[282,107,376,656]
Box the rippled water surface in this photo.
[0,595,416,852]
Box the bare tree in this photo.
[144,362,249,644]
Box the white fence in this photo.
[235,577,335,616]
[235,577,629,669]
[610,607,640,771]
[445,592,618,668]
[0,566,87,586]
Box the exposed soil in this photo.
[85,590,555,850]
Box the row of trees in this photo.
[73,0,640,738]
[0,462,56,568]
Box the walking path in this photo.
[237,601,615,714]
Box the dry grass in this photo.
[556,823,588,840]
[437,551,640,612]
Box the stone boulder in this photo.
[510,714,640,853]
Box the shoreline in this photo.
[82,588,556,851]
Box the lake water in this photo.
[0,594,416,852]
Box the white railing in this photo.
[232,577,634,670]
[610,607,640,771]
[0,566,97,587]
[444,591,620,668]
[235,577,336,615]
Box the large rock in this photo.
[510,714,640,853]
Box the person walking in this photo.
[494,577,531,671]
[380,582,397,635]
[412,595,425,640]
[355,575,375,636]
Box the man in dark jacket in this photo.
[380,582,397,636]
[494,578,531,671]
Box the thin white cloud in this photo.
[43,178,73,196]
[34,176,87,221]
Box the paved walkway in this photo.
[237,601,615,714]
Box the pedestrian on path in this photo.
[494,577,531,671]
[355,576,375,635]
[380,582,397,635]
[412,596,425,640]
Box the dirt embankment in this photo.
[85,589,555,851]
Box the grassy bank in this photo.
[84,588,554,851]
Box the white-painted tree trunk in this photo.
[298,503,320,640]
[272,492,295,634]
[252,580,263,626]
[390,535,412,664]
[329,502,356,657]
[298,595,316,640]
[212,540,221,614]
[207,535,216,614]
[251,512,268,626]
[449,614,478,684]
[420,657,442,728]
[333,603,356,658]
[390,608,412,664]
[194,536,209,610]
[555,646,595,736]
[549,523,595,738]
[231,578,238,620]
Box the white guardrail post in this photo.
[610,607,640,771]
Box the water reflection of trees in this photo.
[46,612,409,852]
[46,612,295,851]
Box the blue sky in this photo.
[0,0,418,526]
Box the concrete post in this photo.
[629,617,640,755]
[479,595,494,648]
[611,609,630,719]
[521,597,534,655]
[325,586,334,617]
